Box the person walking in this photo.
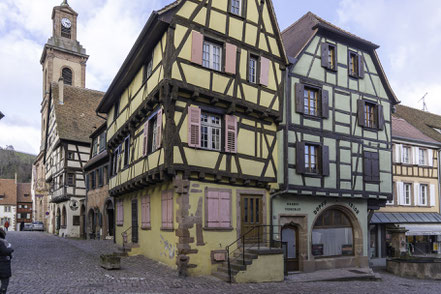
[0,228,13,294]
[3,222,8,232]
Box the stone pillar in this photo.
[388,226,408,257]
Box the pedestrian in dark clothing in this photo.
[3,222,8,232]
[0,228,13,294]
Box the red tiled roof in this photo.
[0,179,17,205]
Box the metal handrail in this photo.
[121,226,132,250]
[225,225,281,283]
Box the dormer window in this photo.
[62,68,72,85]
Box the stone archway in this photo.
[61,206,67,228]
[56,206,61,232]
[80,204,86,239]
[103,198,114,238]
[88,208,96,239]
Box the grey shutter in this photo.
[296,141,306,174]
[295,83,305,114]
[363,152,372,182]
[321,43,329,68]
[358,54,365,78]
[321,145,330,176]
[372,152,380,181]
[377,104,384,130]
[321,89,329,118]
[357,100,365,127]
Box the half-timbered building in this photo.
[96,0,287,278]
[35,1,105,237]
[273,12,399,272]
[370,107,441,265]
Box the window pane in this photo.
[201,126,208,148]
[203,43,210,68]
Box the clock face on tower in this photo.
[61,18,71,29]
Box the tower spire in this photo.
[61,0,69,6]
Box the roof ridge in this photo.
[281,11,314,34]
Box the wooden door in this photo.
[131,199,138,243]
[240,195,263,243]
[282,226,299,271]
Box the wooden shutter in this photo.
[191,30,203,65]
[206,191,219,228]
[259,57,270,86]
[225,115,237,153]
[143,121,149,156]
[296,141,305,174]
[393,144,401,163]
[156,109,162,150]
[428,149,433,167]
[371,152,380,181]
[363,152,372,182]
[321,89,329,118]
[413,147,419,165]
[167,192,173,229]
[188,106,201,148]
[225,43,237,75]
[414,183,420,206]
[396,182,403,205]
[117,200,123,226]
[357,100,365,127]
[161,193,167,228]
[377,104,384,130]
[430,184,436,207]
[219,191,231,228]
[321,43,329,68]
[358,54,364,78]
[321,145,330,176]
[295,83,304,114]
[141,196,150,228]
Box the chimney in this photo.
[58,77,64,104]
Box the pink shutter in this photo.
[146,196,150,226]
[143,121,149,157]
[219,191,231,228]
[225,115,237,153]
[225,43,237,75]
[188,106,201,148]
[156,109,162,150]
[161,193,167,228]
[167,192,173,229]
[117,200,124,226]
[191,31,203,65]
[259,57,270,86]
[207,191,220,227]
[141,196,149,228]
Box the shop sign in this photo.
[312,244,324,256]
[313,200,327,215]
[285,202,301,212]
[347,202,360,215]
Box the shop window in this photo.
[312,209,353,257]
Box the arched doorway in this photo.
[80,204,86,239]
[88,209,96,239]
[282,224,299,271]
[61,206,67,228]
[104,199,114,238]
[311,207,357,258]
[56,207,61,231]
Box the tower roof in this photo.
[61,0,69,6]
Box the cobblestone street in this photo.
[3,232,441,293]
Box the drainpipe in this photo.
[438,149,441,214]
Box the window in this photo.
[67,173,75,187]
[111,145,121,176]
[420,184,428,206]
[99,132,106,153]
[201,113,221,151]
[26,214,30,219]
[62,68,72,85]
[387,183,395,205]
[58,175,63,188]
[404,183,411,205]
[304,87,319,116]
[5,206,11,213]
[142,109,163,156]
[321,43,336,70]
[113,100,120,121]
[349,51,364,78]
[305,144,318,173]
[98,167,104,187]
[295,83,329,118]
[73,216,80,226]
[230,0,242,15]
[419,149,427,165]
[116,200,124,226]
[364,102,376,128]
[357,100,384,130]
[123,136,130,168]
[161,191,173,230]
[402,146,411,164]
[203,41,222,71]
[205,189,231,228]
[91,171,96,189]
[141,196,151,229]
[143,57,153,82]
[296,142,329,176]
[67,151,74,160]
[363,151,379,182]
[249,55,258,83]
[92,137,98,156]
[312,209,353,257]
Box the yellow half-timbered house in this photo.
[96,0,287,278]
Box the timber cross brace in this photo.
[174,175,204,276]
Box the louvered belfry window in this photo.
[61,26,71,39]
[62,68,72,85]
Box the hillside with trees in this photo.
[0,145,36,183]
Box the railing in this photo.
[225,225,283,283]
[121,226,132,251]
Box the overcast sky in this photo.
[1,0,441,155]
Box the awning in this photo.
[370,212,441,224]
[401,224,441,236]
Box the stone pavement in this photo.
[5,231,441,294]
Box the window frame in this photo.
[67,173,75,187]
[143,56,153,83]
[305,144,319,174]
[348,51,359,78]
[202,40,223,71]
[200,112,222,151]
[321,43,337,71]
[419,148,427,165]
[99,132,106,153]
[229,0,242,16]
[403,183,412,205]
[303,86,320,117]
[248,54,258,84]
[61,67,72,85]
[364,102,376,129]
[420,184,428,206]
[123,135,130,168]
[402,146,411,164]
